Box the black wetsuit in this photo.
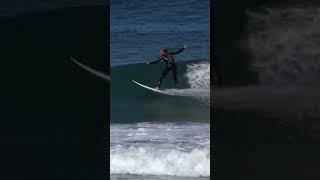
[149,48,185,88]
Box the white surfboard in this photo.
[70,56,110,81]
[131,79,168,94]
[132,80,209,100]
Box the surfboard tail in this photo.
[132,79,166,94]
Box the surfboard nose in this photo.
[70,57,110,81]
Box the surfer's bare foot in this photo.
[154,86,160,90]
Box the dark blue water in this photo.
[110,0,210,179]
[110,0,210,66]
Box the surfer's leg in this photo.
[157,66,170,88]
[172,64,180,88]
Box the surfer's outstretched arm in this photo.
[170,48,184,55]
[170,44,187,55]
[147,57,162,64]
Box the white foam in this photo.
[110,146,210,177]
[161,61,210,105]
[185,62,210,88]
[110,122,210,177]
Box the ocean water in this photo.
[110,0,210,67]
[110,0,210,179]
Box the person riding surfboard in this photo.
[146,44,187,89]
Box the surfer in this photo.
[146,44,187,89]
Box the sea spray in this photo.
[185,62,210,89]
[161,61,210,105]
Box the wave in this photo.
[111,60,209,99]
[160,62,210,104]
[186,63,210,88]
[110,146,209,177]
[110,122,210,177]
[111,60,210,123]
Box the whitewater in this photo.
[161,62,210,105]
[110,122,210,177]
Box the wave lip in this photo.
[185,62,210,88]
[158,61,210,104]
[163,61,211,104]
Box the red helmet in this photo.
[160,48,169,56]
[161,48,168,52]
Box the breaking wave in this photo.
[110,122,210,177]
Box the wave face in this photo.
[110,122,210,177]
[111,60,210,123]
[246,6,320,85]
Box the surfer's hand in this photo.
[183,44,187,49]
